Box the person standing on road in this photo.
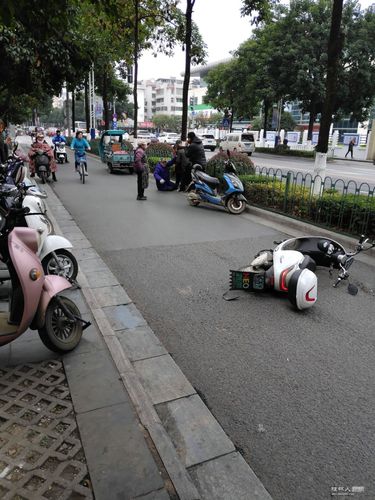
[134,142,148,200]
[345,138,355,159]
[183,132,207,188]
[0,119,9,163]
[174,140,189,191]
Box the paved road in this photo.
[20,137,375,499]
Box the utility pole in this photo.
[88,66,95,139]
[66,88,71,137]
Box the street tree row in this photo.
[0,0,206,137]
[205,0,375,142]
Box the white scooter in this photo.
[55,141,68,164]
[229,235,374,310]
[0,164,78,282]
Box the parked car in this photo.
[129,129,154,145]
[201,134,217,152]
[220,132,255,156]
[158,132,179,145]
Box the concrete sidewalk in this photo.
[0,180,272,499]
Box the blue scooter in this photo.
[187,159,248,214]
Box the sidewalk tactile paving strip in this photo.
[0,360,93,499]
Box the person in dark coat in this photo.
[0,119,9,164]
[134,142,148,200]
[185,132,207,168]
[182,132,207,189]
[174,140,189,191]
[153,159,176,191]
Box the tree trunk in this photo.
[66,90,71,136]
[316,0,344,153]
[263,100,269,139]
[307,101,316,141]
[181,0,195,141]
[84,77,90,133]
[103,73,110,130]
[72,90,76,132]
[133,0,139,138]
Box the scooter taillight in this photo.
[280,265,294,291]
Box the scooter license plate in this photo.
[230,270,266,291]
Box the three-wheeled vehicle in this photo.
[99,130,134,174]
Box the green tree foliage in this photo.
[152,114,181,132]
[0,0,92,121]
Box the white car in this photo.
[159,132,179,145]
[201,134,217,152]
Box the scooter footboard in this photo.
[230,269,267,291]
[32,276,71,329]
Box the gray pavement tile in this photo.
[84,269,119,288]
[189,452,273,500]
[77,402,164,500]
[64,349,128,414]
[93,285,132,307]
[73,247,100,261]
[116,326,167,361]
[65,322,105,357]
[77,257,110,274]
[156,395,235,468]
[134,354,196,405]
[103,303,147,331]
[70,238,93,250]
[61,288,90,314]
[6,338,60,366]
[135,488,170,500]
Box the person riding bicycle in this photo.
[52,130,68,161]
[71,131,91,175]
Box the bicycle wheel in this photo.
[80,161,85,184]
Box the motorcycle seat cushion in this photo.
[196,171,220,185]
[299,255,316,272]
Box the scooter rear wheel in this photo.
[42,249,78,281]
[38,296,83,353]
[226,197,246,215]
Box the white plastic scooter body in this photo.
[272,246,318,310]
[39,234,73,261]
[273,248,305,292]
[22,193,73,261]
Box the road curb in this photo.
[42,182,273,500]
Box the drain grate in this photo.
[0,360,93,499]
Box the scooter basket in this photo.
[230,269,266,291]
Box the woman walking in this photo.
[134,142,149,200]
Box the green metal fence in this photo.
[243,167,375,238]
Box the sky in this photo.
[138,0,253,80]
[138,0,374,81]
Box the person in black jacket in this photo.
[183,132,207,188]
[0,119,9,164]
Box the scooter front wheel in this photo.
[42,249,78,281]
[38,296,83,353]
[226,197,246,215]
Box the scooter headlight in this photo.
[30,268,42,281]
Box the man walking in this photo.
[345,138,355,159]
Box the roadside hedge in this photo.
[206,151,255,177]
[255,147,315,158]
[240,174,375,237]
[145,142,174,171]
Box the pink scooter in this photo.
[0,216,90,353]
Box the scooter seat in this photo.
[196,171,220,185]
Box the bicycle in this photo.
[76,152,88,184]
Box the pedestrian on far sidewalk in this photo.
[345,138,355,159]
[134,142,149,200]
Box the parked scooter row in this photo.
[0,145,87,353]
[0,144,78,281]
[229,235,375,310]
